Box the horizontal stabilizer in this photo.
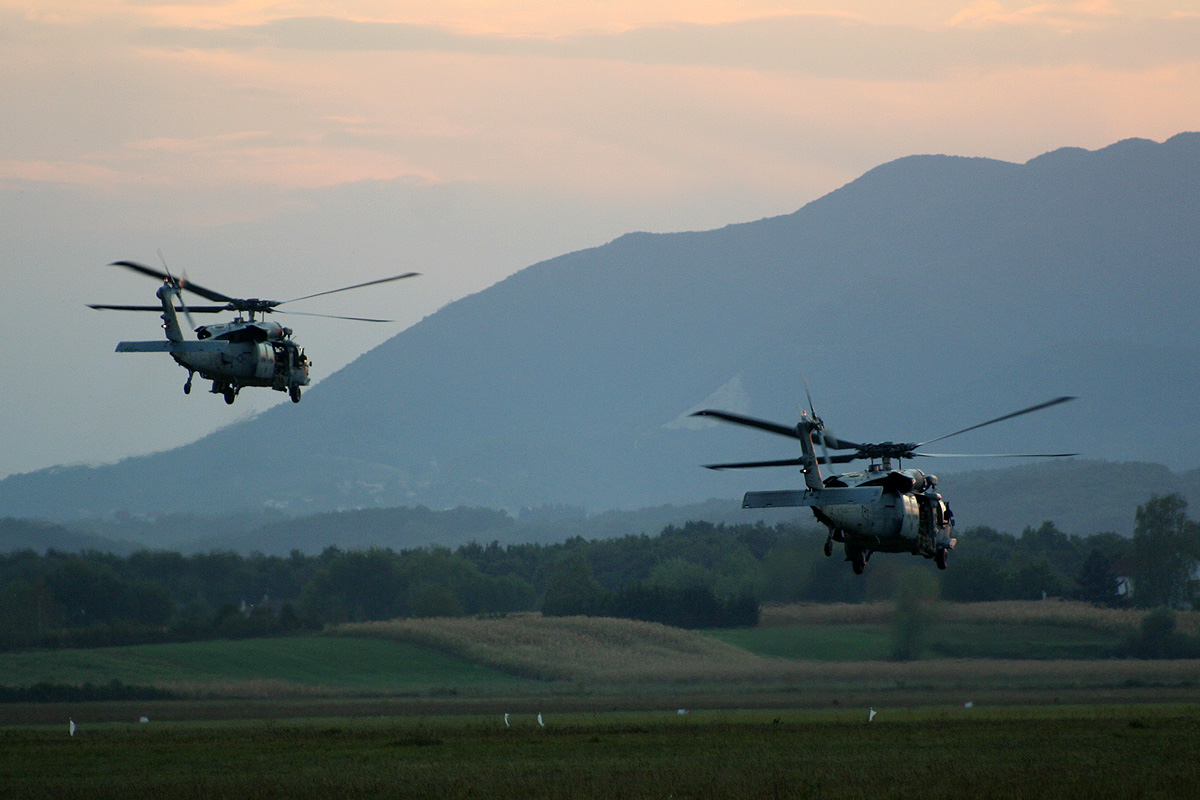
[116,340,227,353]
[742,487,883,509]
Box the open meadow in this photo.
[5,601,1200,796]
[3,704,1200,799]
[4,602,1200,712]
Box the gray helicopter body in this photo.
[739,462,955,573]
[90,260,416,404]
[694,394,1073,574]
[112,282,310,404]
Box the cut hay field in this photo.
[5,602,1200,718]
[4,704,1200,799]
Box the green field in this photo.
[3,705,1199,799]
[0,636,536,695]
[5,607,1200,797]
[710,621,1121,661]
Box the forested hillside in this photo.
[5,506,1174,652]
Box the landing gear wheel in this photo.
[824,539,833,557]
[223,388,236,405]
[851,550,866,575]
[935,547,948,570]
[184,376,193,395]
[289,386,302,403]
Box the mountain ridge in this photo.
[3,133,1198,520]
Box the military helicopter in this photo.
[89,260,418,404]
[693,392,1076,573]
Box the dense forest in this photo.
[4,494,1196,652]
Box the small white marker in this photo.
[140,716,150,723]
[69,718,76,736]
[537,713,545,728]
[504,713,510,727]
[868,708,876,722]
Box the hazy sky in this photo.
[2,1,1198,480]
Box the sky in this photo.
[1,1,1198,480]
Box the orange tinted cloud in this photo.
[2,1,1197,199]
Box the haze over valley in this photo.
[3,134,1198,541]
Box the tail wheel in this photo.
[223,388,236,404]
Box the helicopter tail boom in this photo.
[742,487,882,509]
[115,341,228,353]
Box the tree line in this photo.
[2,494,1197,651]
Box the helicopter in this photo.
[88,260,418,404]
[693,392,1076,574]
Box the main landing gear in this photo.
[212,381,239,404]
[824,528,844,558]
[847,546,869,575]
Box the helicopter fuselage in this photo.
[112,282,310,403]
[92,259,419,405]
[815,466,954,559]
[184,320,310,391]
[741,464,956,571]
[696,393,1073,574]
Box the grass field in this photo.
[5,605,1200,706]
[0,636,537,697]
[6,605,1200,797]
[711,620,1119,660]
[759,600,1200,635]
[3,704,1199,799]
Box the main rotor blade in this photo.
[913,451,1078,459]
[274,309,394,323]
[691,410,801,440]
[109,261,235,303]
[703,458,806,470]
[88,303,227,313]
[279,272,420,305]
[916,396,1076,447]
[703,452,858,470]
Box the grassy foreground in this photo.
[3,704,1198,799]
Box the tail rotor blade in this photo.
[158,251,197,331]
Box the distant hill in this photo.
[0,518,140,555]
[3,133,1198,519]
[8,459,1199,556]
[54,501,801,556]
[939,459,1200,537]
